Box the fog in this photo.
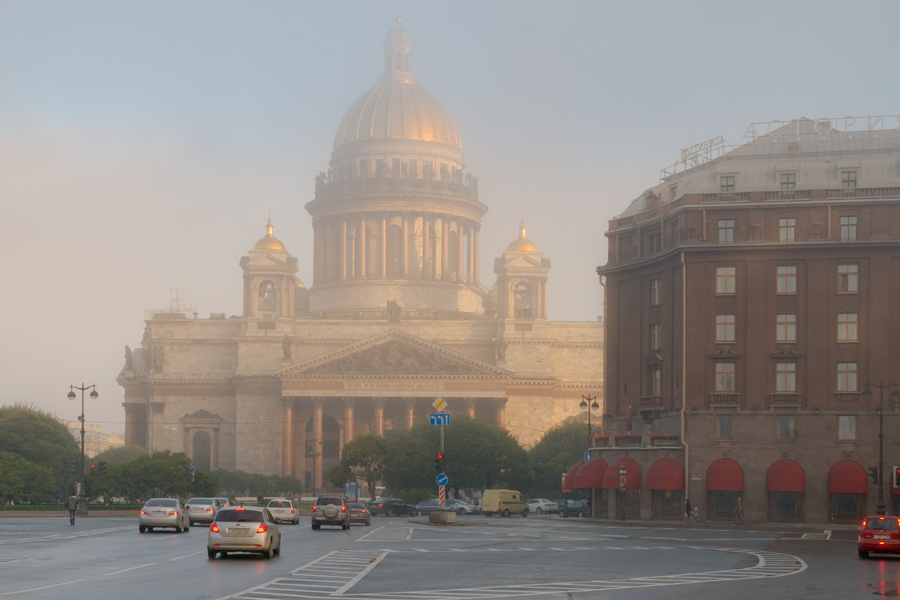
[1,0,897,434]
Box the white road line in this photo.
[0,580,86,596]
[332,551,389,595]
[169,551,205,561]
[356,525,387,542]
[405,528,413,540]
[105,563,156,576]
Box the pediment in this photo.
[244,254,290,268]
[182,409,222,424]
[278,330,512,379]
[503,254,546,269]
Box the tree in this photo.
[332,434,387,501]
[92,444,147,465]
[0,403,80,497]
[527,420,593,497]
[92,450,193,502]
[0,451,56,504]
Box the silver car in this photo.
[139,498,190,533]
[185,497,220,526]
[208,507,281,559]
[446,499,481,515]
[266,499,300,524]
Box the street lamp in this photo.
[67,383,98,515]
[580,394,600,446]
[862,382,900,516]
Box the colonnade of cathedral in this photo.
[311,213,480,286]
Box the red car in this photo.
[858,515,900,558]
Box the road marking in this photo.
[333,551,389,595]
[105,563,156,576]
[0,580,86,596]
[169,551,206,561]
[0,525,133,545]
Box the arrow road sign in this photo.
[436,473,448,486]
[430,413,450,426]
[190,463,195,473]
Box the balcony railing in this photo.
[314,176,479,202]
[769,393,801,405]
[709,393,741,405]
[702,192,750,204]
[766,190,811,202]
[639,396,664,408]
[826,186,900,200]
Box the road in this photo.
[0,513,890,599]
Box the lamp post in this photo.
[67,383,98,515]
[862,381,900,516]
[580,394,599,446]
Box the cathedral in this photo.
[118,22,603,491]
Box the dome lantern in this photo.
[383,18,415,84]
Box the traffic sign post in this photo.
[430,413,450,425]
[436,473,448,486]
[438,485,446,504]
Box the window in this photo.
[842,171,857,189]
[716,314,735,342]
[838,264,858,292]
[837,313,858,342]
[650,323,662,350]
[423,161,434,179]
[715,363,735,392]
[408,159,418,177]
[779,218,795,242]
[781,173,795,191]
[776,415,795,439]
[650,278,662,306]
[718,219,734,244]
[716,266,736,294]
[840,216,857,241]
[717,415,734,438]
[776,363,796,392]
[837,362,857,392]
[258,281,277,313]
[669,183,678,200]
[720,176,735,193]
[776,314,796,342]
[648,232,662,254]
[838,416,856,440]
[513,282,532,318]
[651,368,661,397]
[375,159,386,177]
[776,265,797,293]
[358,159,368,178]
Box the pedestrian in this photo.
[66,492,78,526]
[684,498,692,522]
[257,492,263,503]
[734,496,744,524]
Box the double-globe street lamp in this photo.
[580,394,600,446]
[67,383,98,514]
[862,381,900,516]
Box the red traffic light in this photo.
[435,452,445,472]
[90,464,95,476]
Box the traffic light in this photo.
[98,461,108,476]
[435,452,445,472]
[90,463,96,476]
[69,458,79,475]
[894,466,900,488]
[868,467,878,484]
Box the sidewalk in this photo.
[577,516,859,533]
[0,510,139,518]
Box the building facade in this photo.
[118,23,603,492]
[591,119,900,524]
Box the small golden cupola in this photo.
[494,221,551,320]
[240,219,299,319]
[253,218,287,251]
[506,221,540,253]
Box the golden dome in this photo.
[506,222,539,252]
[253,219,286,251]
[333,22,461,150]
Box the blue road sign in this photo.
[430,413,450,426]
[190,463,195,473]
[585,451,590,461]
[436,473,448,486]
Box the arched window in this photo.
[386,225,402,278]
[513,282,532,318]
[394,51,402,70]
[258,280,277,316]
[403,51,410,71]
[193,430,211,471]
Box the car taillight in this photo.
[140,510,148,515]
[342,505,346,512]
[291,509,295,514]
[257,524,268,533]
[361,509,366,514]
[169,510,178,515]
[312,505,317,512]
[235,507,245,511]
[207,507,214,512]
[210,522,219,533]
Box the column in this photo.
[342,398,355,447]
[456,220,464,282]
[313,399,323,492]
[494,398,506,427]
[402,215,409,277]
[405,398,416,429]
[465,398,476,418]
[381,215,387,278]
[467,223,474,283]
[325,222,333,282]
[423,215,430,279]
[281,398,294,477]
[359,218,367,278]
[441,218,449,281]
[212,428,219,469]
[340,220,347,280]
[373,398,385,436]
[474,227,480,285]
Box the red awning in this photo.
[827,460,867,494]
[766,460,805,493]
[572,458,608,489]
[646,457,684,490]
[706,459,744,491]
[601,457,642,489]
[562,461,585,493]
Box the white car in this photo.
[267,499,300,524]
[526,498,559,514]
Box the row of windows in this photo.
[711,312,859,343]
[712,361,859,393]
[714,263,858,295]
[717,216,857,244]
[716,414,857,441]
[720,171,857,193]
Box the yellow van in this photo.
[482,489,529,517]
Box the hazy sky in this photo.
[2,0,898,433]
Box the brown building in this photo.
[589,119,900,524]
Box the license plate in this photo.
[227,528,248,534]
[874,535,890,539]
[152,511,165,515]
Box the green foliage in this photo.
[331,434,388,501]
[92,444,147,465]
[0,451,57,503]
[0,403,80,497]
[527,420,591,499]
[212,469,303,498]
[90,450,193,502]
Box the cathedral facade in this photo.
[118,23,603,491]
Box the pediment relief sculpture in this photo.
[304,339,484,376]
